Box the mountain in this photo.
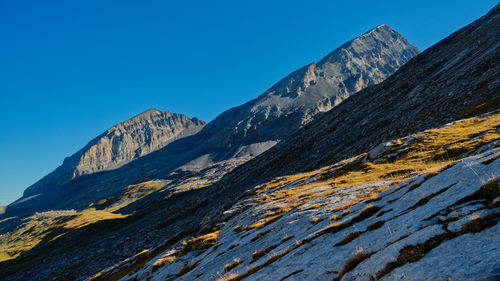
[188,24,418,163]
[220,3,500,192]
[10,109,205,212]
[113,6,500,281]
[124,110,500,281]
[3,4,499,280]
[6,24,418,215]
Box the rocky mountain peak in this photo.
[21,109,206,198]
[68,109,206,176]
[202,25,419,150]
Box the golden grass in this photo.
[152,256,176,272]
[63,208,127,229]
[217,273,241,281]
[224,258,242,273]
[251,249,265,263]
[243,113,500,225]
[479,175,499,200]
[0,208,128,261]
[330,214,341,221]
[182,230,220,252]
[333,247,373,281]
[281,234,293,243]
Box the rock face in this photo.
[227,3,500,187]
[68,109,205,178]
[1,5,499,281]
[8,24,418,214]
[124,117,500,281]
[199,24,418,152]
[21,109,205,199]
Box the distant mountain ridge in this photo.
[7,24,418,215]
[20,109,205,200]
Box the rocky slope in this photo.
[221,2,500,192]
[198,24,418,152]
[6,24,418,215]
[8,109,205,213]
[1,4,499,281]
[121,112,500,281]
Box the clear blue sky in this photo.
[0,0,497,206]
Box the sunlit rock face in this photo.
[201,24,419,149]
[21,109,205,198]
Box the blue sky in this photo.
[0,0,497,206]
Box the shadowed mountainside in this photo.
[7,24,418,215]
[1,5,499,280]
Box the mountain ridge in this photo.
[0,5,499,280]
[20,109,205,200]
[7,23,419,215]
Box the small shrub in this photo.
[330,214,341,221]
[342,209,353,216]
[479,175,499,200]
[310,217,320,224]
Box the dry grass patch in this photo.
[217,273,241,281]
[310,217,320,224]
[224,258,242,273]
[0,208,128,261]
[182,230,220,252]
[479,175,499,201]
[330,214,341,221]
[62,208,127,229]
[152,256,176,272]
[333,247,373,281]
[251,249,265,263]
[281,234,293,243]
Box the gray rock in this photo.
[19,109,205,201]
[9,24,419,214]
[368,141,394,160]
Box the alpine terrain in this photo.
[0,4,499,281]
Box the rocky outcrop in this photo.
[20,109,205,199]
[68,109,205,178]
[200,24,419,151]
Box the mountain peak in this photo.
[132,108,164,119]
[317,24,419,67]
[19,109,206,201]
